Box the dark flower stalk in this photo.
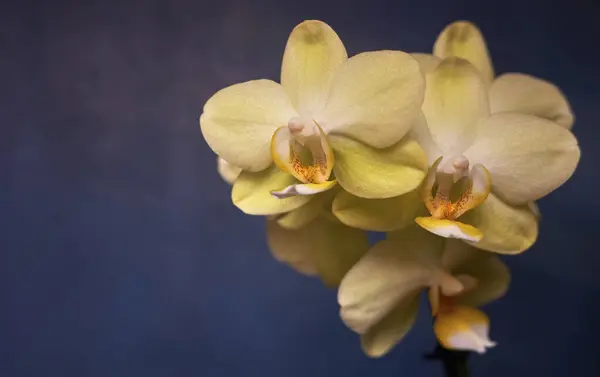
[424,343,470,377]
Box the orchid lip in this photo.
[433,304,497,354]
[270,117,335,188]
[421,156,491,221]
[415,156,491,241]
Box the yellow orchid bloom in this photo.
[338,226,510,357]
[410,21,577,251]
[332,23,576,254]
[200,20,428,216]
[408,56,579,253]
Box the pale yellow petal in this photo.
[232,165,310,215]
[360,295,420,358]
[433,21,494,87]
[339,227,444,335]
[267,217,369,287]
[329,134,427,199]
[332,189,425,232]
[281,20,347,116]
[464,113,580,204]
[461,193,538,254]
[422,58,489,155]
[217,157,241,184]
[489,73,574,129]
[316,51,424,148]
[411,53,441,75]
[200,80,298,171]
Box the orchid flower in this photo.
[201,20,428,217]
[413,20,576,226]
[333,22,580,255]
[338,226,510,357]
[412,56,579,253]
[408,21,580,253]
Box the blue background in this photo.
[2,0,600,376]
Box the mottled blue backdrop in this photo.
[2,0,599,376]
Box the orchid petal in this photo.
[489,73,574,129]
[317,51,424,148]
[339,227,444,335]
[332,189,425,232]
[464,112,580,204]
[281,20,347,116]
[200,80,297,171]
[433,21,494,87]
[422,58,489,155]
[330,134,427,199]
[232,166,310,215]
[462,193,539,254]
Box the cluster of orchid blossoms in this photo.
[201,20,580,357]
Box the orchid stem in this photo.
[424,343,470,377]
